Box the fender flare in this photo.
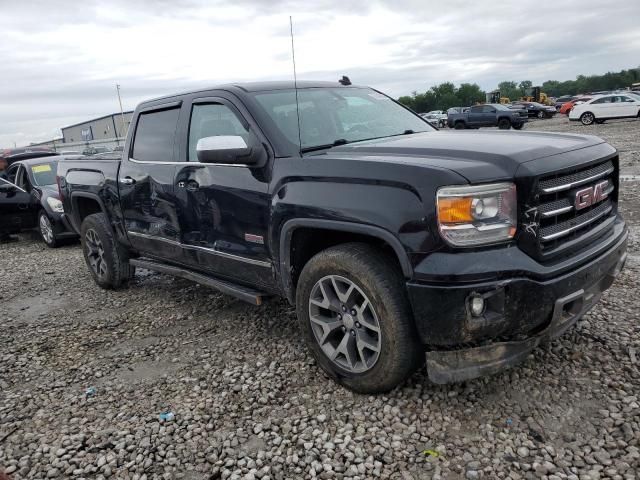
[69,191,108,232]
[279,218,413,303]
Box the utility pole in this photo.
[116,84,126,140]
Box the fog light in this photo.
[469,294,485,317]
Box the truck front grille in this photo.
[520,158,618,260]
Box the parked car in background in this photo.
[82,145,111,156]
[448,103,528,129]
[0,148,58,171]
[559,96,592,115]
[569,94,640,125]
[420,110,447,128]
[510,101,557,119]
[554,96,575,110]
[0,158,77,246]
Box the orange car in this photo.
[559,97,592,115]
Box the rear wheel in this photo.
[454,121,465,129]
[296,243,422,393]
[580,112,595,125]
[498,118,511,129]
[81,213,134,289]
[38,211,58,248]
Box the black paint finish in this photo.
[56,81,627,355]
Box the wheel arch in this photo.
[70,192,108,232]
[279,219,412,304]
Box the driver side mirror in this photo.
[196,135,263,166]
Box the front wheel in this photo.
[537,110,545,119]
[38,211,58,248]
[81,213,134,289]
[296,243,422,393]
[580,112,595,125]
[454,121,465,129]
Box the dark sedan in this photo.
[0,158,77,246]
[510,101,557,119]
[0,148,59,171]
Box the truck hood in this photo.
[325,130,607,182]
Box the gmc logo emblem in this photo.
[575,180,609,210]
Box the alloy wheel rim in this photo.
[85,229,107,279]
[308,275,382,374]
[40,215,54,244]
[583,113,594,124]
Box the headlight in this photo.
[436,182,517,246]
[46,197,64,213]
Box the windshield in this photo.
[30,161,57,186]
[252,87,433,152]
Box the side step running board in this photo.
[130,258,266,306]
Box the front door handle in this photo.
[177,180,199,191]
[120,177,136,185]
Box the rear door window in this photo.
[132,107,181,162]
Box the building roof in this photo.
[61,111,134,131]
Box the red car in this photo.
[559,97,592,115]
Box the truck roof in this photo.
[140,80,362,107]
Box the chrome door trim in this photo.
[127,158,251,168]
[126,230,271,268]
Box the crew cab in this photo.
[447,103,528,130]
[57,81,627,393]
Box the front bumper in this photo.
[407,223,627,383]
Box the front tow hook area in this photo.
[425,252,627,384]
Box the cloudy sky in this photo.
[1,0,639,147]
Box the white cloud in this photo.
[1,0,639,146]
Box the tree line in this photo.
[398,67,640,113]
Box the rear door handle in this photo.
[120,177,136,185]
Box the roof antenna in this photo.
[289,16,303,156]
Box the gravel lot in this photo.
[1,116,639,480]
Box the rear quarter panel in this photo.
[58,159,126,239]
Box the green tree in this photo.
[518,80,533,96]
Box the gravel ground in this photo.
[1,116,639,480]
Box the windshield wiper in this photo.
[300,138,348,154]
[301,130,419,154]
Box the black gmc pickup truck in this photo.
[57,81,628,393]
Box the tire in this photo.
[498,118,511,129]
[580,112,595,125]
[512,123,524,130]
[295,243,422,393]
[537,110,545,119]
[80,213,134,289]
[454,121,465,130]
[38,211,58,248]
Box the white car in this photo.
[420,110,447,127]
[569,94,640,125]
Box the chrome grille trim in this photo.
[538,162,614,193]
[540,201,613,241]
